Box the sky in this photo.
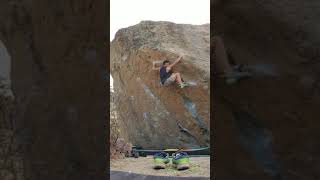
[110,0,210,90]
[110,0,210,41]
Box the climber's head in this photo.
[163,60,170,67]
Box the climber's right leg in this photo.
[171,73,188,88]
[171,73,183,85]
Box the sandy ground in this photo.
[110,156,210,177]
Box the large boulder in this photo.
[111,21,210,149]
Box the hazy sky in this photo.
[110,0,210,41]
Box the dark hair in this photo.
[163,60,170,65]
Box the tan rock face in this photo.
[111,21,210,149]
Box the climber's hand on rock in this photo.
[152,61,161,71]
[177,55,183,62]
[170,55,183,68]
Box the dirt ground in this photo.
[110,156,210,177]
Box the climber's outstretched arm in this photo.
[152,62,161,71]
[169,55,183,68]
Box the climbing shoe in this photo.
[172,152,190,170]
[180,82,188,88]
[153,152,170,169]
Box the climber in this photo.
[212,36,252,84]
[152,55,189,88]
